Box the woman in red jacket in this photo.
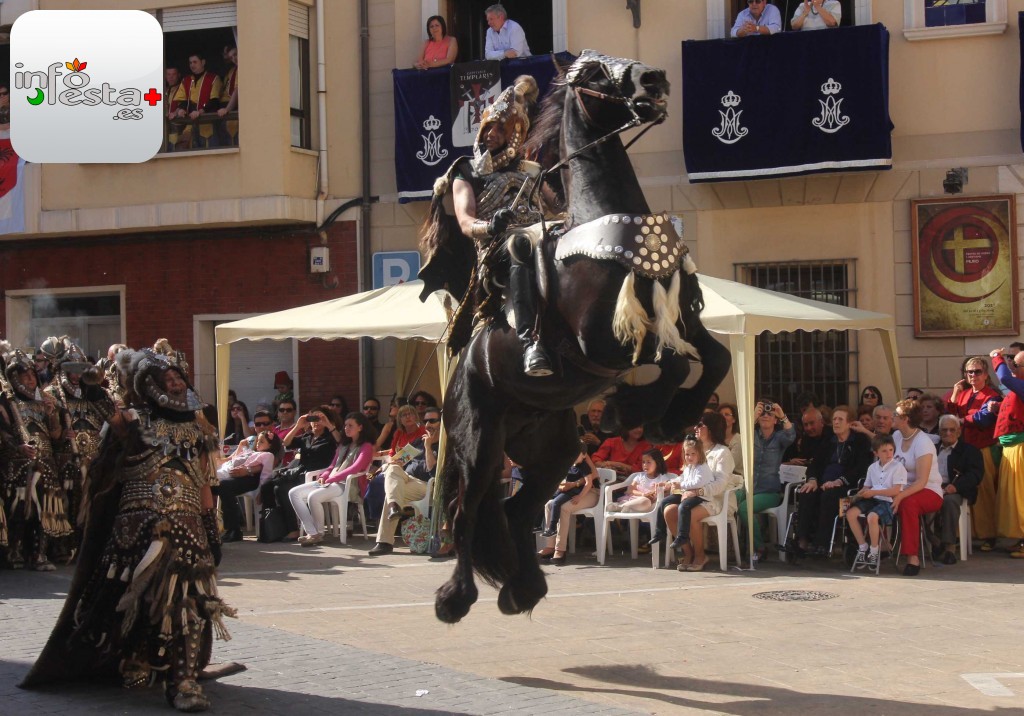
[947,355,1001,550]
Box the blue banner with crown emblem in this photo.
[393,53,574,202]
[681,24,892,182]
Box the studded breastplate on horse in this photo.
[554,212,690,279]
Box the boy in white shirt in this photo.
[846,434,908,567]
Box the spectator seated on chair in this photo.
[663,438,715,562]
[272,398,299,464]
[547,448,667,565]
[659,413,741,569]
[782,406,832,465]
[795,405,872,556]
[892,398,945,576]
[580,399,614,455]
[718,403,742,476]
[918,393,944,443]
[651,410,727,545]
[847,434,907,569]
[667,416,737,572]
[290,412,377,546]
[540,442,597,540]
[606,448,671,514]
[593,424,652,477]
[224,400,253,446]
[931,414,983,565]
[738,399,795,562]
[261,406,340,541]
[368,406,442,556]
[214,426,282,542]
[853,404,875,435]
[366,403,426,522]
[409,390,438,421]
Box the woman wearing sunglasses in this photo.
[947,356,1001,550]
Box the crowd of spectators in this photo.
[208,341,1024,578]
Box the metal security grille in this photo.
[734,260,858,416]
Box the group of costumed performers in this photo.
[0,339,75,571]
[420,73,563,377]
[14,339,235,713]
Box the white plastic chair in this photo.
[663,484,741,571]
[567,468,617,555]
[760,465,806,562]
[959,502,972,561]
[298,471,369,544]
[240,488,259,535]
[539,468,616,555]
[597,474,667,568]
[410,476,434,519]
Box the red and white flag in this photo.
[0,134,26,235]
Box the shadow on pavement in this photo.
[504,664,1014,715]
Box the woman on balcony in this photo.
[415,15,458,70]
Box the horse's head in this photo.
[564,49,669,130]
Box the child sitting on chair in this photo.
[846,434,908,568]
[541,442,597,538]
[667,437,716,555]
[607,448,671,513]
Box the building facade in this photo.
[1,0,1021,416]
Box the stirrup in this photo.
[523,343,552,377]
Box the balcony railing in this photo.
[161,111,239,153]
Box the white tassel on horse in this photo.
[651,272,699,361]
[612,272,650,364]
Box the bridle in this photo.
[533,57,666,205]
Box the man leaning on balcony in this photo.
[791,0,841,31]
[484,3,531,60]
[731,0,782,37]
[170,52,223,149]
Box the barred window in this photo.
[734,260,859,416]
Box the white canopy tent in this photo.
[696,275,901,568]
[213,281,454,433]
[215,275,901,568]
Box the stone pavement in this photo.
[3,531,1024,715]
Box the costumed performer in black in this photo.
[21,341,235,713]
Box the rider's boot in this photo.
[509,261,552,377]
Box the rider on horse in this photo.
[420,74,555,377]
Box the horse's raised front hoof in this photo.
[497,574,549,616]
[435,578,478,624]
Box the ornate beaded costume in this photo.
[0,346,73,570]
[22,343,234,714]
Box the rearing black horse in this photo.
[425,51,730,623]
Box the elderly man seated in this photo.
[367,405,440,556]
[783,406,831,466]
[931,415,983,564]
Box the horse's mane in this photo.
[523,77,568,164]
